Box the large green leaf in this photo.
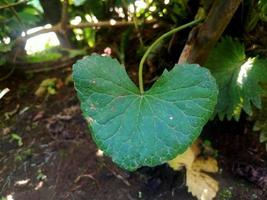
[205,36,267,120]
[73,54,217,171]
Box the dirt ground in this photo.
[1,67,267,200]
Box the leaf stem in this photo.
[138,19,203,94]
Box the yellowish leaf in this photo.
[167,141,219,200]
[167,142,200,170]
[168,146,195,170]
[187,157,219,200]
[35,78,58,97]
[192,157,218,173]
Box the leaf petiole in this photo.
[138,19,203,94]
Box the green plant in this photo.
[73,20,218,170]
[23,49,62,63]
[36,169,47,181]
[10,132,23,147]
[251,86,267,150]
[245,0,267,32]
[218,187,233,200]
[0,42,12,66]
[15,148,33,162]
[0,0,41,40]
[205,36,267,120]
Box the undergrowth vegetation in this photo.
[1,0,267,199]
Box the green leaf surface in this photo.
[251,86,267,151]
[205,37,267,120]
[73,54,217,171]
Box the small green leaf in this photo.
[73,55,217,171]
[10,133,23,147]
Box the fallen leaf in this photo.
[35,78,58,97]
[168,142,219,200]
[187,157,219,200]
[168,142,200,170]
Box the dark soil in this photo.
[1,66,267,200]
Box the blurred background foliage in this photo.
[1,0,267,148]
[0,0,196,65]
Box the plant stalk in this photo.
[138,19,202,94]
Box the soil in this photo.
[1,65,267,200]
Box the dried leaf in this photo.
[168,142,200,170]
[168,144,219,200]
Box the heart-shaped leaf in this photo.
[73,54,218,171]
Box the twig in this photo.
[103,164,131,186]
[138,19,202,94]
[0,0,29,10]
[0,88,10,100]
[60,0,69,29]
[19,20,156,40]
[68,20,156,29]
[133,3,144,46]
[74,174,99,188]
[57,0,71,47]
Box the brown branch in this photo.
[178,0,242,65]
[20,24,59,39]
[19,20,156,40]
[58,0,71,47]
[68,19,156,29]
[0,0,28,10]
[60,0,69,31]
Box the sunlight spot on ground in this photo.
[15,178,30,186]
[6,194,14,200]
[96,149,104,157]
[237,58,255,87]
[23,24,60,55]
